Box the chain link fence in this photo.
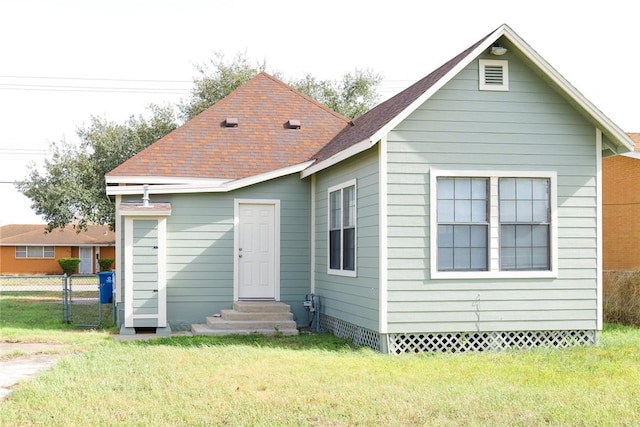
[0,274,114,328]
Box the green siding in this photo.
[314,148,380,331]
[386,51,599,334]
[122,174,311,329]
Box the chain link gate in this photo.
[0,275,66,326]
[63,274,114,327]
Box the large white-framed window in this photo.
[15,246,55,258]
[328,179,356,277]
[430,169,557,279]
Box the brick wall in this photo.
[603,155,640,270]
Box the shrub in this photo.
[58,257,81,275]
[603,270,640,326]
[98,258,114,271]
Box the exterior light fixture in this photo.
[491,44,507,56]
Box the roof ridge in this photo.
[258,72,352,124]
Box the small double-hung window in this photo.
[328,180,356,276]
[431,170,557,279]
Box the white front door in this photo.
[79,247,93,274]
[236,202,279,300]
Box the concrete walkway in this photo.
[0,343,64,401]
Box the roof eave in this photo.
[107,160,315,196]
[300,138,378,178]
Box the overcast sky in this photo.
[1,0,638,225]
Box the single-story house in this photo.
[0,224,115,275]
[106,24,634,352]
[603,133,640,271]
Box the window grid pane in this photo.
[330,190,341,229]
[27,246,44,257]
[15,246,27,258]
[438,225,488,271]
[343,186,355,228]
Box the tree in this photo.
[291,69,382,119]
[17,104,178,231]
[181,52,382,120]
[18,53,382,231]
[179,52,267,121]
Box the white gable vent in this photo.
[479,59,509,91]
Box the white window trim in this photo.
[430,169,558,279]
[15,245,55,259]
[479,59,509,91]
[327,179,357,277]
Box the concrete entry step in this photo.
[233,301,291,313]
[191,324,299,336]
[205,317,297,331]
[220,309,293,321]
[191,301,299,336]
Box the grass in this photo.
[1,291,115,345]
[0,325,639,426]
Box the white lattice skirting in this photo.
[321,315,382,351]
[387,330,598,354]
[321,315,597,354]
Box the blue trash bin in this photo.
[98,271,113,304]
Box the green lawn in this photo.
[0,325,639,426]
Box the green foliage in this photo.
[291,68,382,119]
[57,257,81,274]
[98,258,114,271]
[179,51,267,121]
[16,104,178,231]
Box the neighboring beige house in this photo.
[0,224,115,275]
[603,133,640,270]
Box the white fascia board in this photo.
[499,25,634,153]
[105,175,231,186]
[300,139,377,178]
[368,28,504,145]
[106,160,314,196]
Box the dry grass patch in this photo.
[604,270,640,326]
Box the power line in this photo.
[0,75,193,83]
[0,84,191,95]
